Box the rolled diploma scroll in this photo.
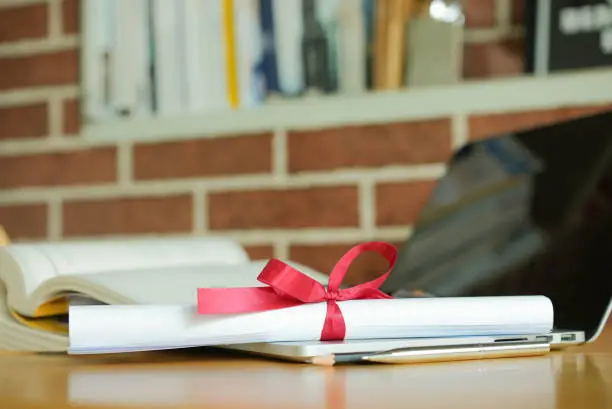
[68,295,553,354]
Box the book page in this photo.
[44,260,329,307]
[68,296,553,354]
[0,282,67,352]
[2,236,250,297]
[0,226,9,245]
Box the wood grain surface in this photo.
[1,324,612,409]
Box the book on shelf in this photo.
[405,8,463,87]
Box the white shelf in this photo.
[83,67,612,143]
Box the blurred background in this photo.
[0,0,611,282]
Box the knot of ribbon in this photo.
[197,241,397,341]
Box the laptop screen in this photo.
[382,110,612,340]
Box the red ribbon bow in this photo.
[197,241,397,341]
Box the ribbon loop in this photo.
[258,258,327,303]
[197,241,397,341]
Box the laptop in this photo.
[226,110,612,362]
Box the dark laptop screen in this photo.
[382,110,612,340]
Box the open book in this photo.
[0,233,329,352]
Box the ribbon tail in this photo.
[197,287,302,315]
[320,301,346,341]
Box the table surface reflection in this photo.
[1,327,612,409]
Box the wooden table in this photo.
[1,328,612,409]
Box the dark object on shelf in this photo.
[259,0,280,93]
[301,0,331,93]
[525,0,612,74]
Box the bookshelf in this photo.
[80,0,465,129]
[77,0,612,146]
[83,67,612,142]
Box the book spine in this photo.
[373,0,388,89]
[182,0,209,112]
[272,0,304,96]
[301,0,330,93]
[315,0,340,93]
[151,0,183,114]
[363,0,375,90]
[383,0,408,89]
[259,0,280,93]
[81,0,115,122]
[111,0,152,117]
[203,0,230,111]
[223,0,240,108]
[337,0,366,94]
[250,0,267,104]
[235,0,266,107]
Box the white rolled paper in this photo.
[68,296,553,354]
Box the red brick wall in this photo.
[1,0,611,284]
[463,0,526,78]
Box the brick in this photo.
[134,134,273,180]
[463,0,496,28]
[244,245,275,260]
[0,203,47,240]
[376,180,437,226]
[511,0,525,25]
[208,186,359,230]
[0,148,116,189]
[289,243,400,285]
[62,0,79,34]
[0,103,48,140]
[288,119,452,173]
[463,40,524,79]
[0,4,48,43]
[469,104,612,140]
[63,98,79,135]
[63,195,192,237]
[0,50,78,91]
